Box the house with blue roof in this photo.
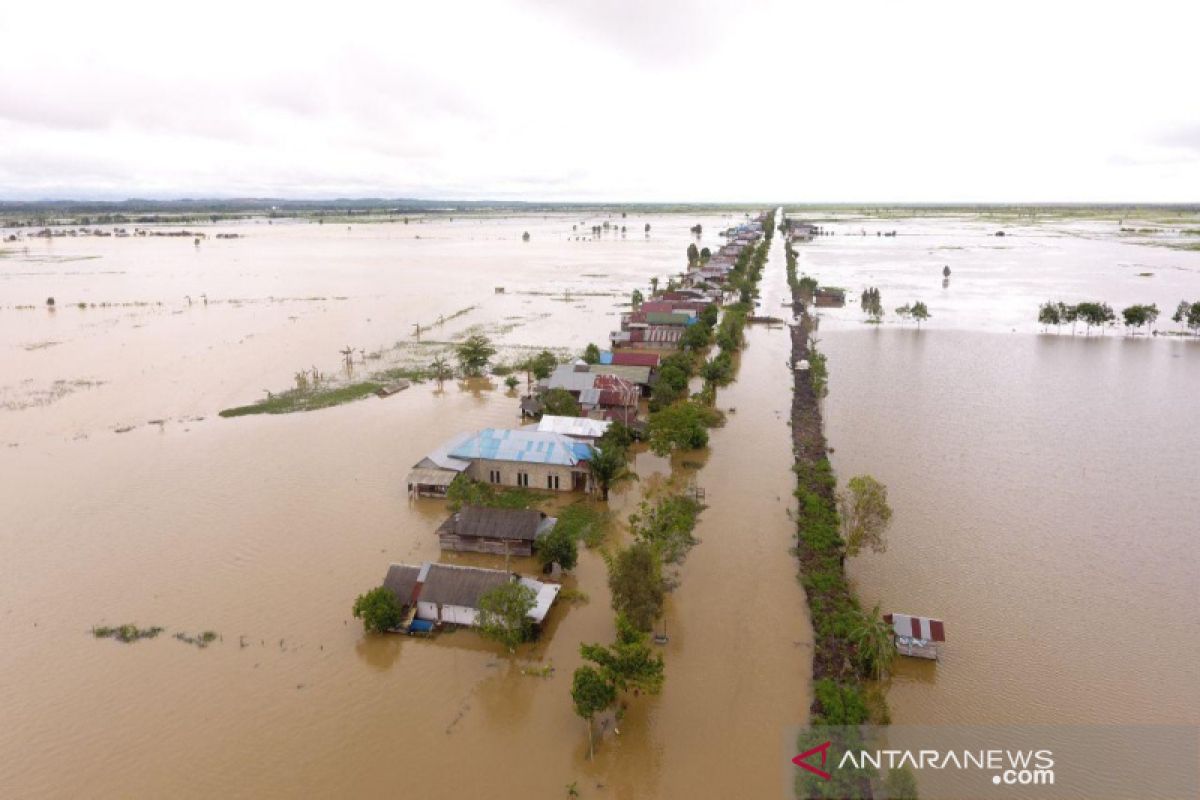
[445,428,594,493]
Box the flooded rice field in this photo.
[793,213,1200,730]
[0,213,809,798]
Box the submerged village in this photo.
[359,215,775,659]
[10,202,1197,799]
[317,209,929,793]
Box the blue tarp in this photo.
[408,619,435,633]
[599,351,614,365]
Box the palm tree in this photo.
[587,446,637,500]
[429,356,452,388]
[850,604,895,680]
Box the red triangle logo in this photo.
[792,740,833,780]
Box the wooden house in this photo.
[436,506,556,556]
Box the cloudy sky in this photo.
[1,0,1197,202]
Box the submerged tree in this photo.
[686,242,699,267]
[352,586,404,634]
[571,665,616,760]
[839,475,893,558]
[588,444,637,501]
[476,581,536,652]
[582,342,601,364]
[580,614,665,696]
[860,287,884,322]
[1037,301,1062,332]
[456,334,496,376]
[607,541,665,631]
[910,301,930,329]
[1075,301,1116,336]
[850,604,896,680]
[429,355,453,387]
[1121,303,1159,335]
[542,387,581,417]
[536,522,579,571]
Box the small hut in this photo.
[884,613,946,660]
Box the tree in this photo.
[521,231,530,242]
[588,445,636,501]
[839,475,892,557]
[476,581,536,652]
[686,242,699,266]
[536,521,579,571]
[644,223,651,233]
[649,276,659,295]
[647,401,710,456]
[883,766,920,800]
[581,614,665,696]
[597,420,635,453]
[629,493,703,564]
[352,586,404,634]
[456,334,496,376]
[699,246,711,261]
[1189,302,1200,336]
[942,265,951,278]
[631,288,644,308]
[571,665,616,760]
[1172,300,1190,333]
[542,387,580,417]
[607,541,665,631]
[504,374,520,391]
[1075,301,1115,335]
[1037,301,1061,332]
[679,321,713,352]
[860,287,883,322]
[582,343,601,364]
[910,301,930,329]
[1122,303,1158,335]
[849,604,895,679]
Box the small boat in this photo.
[375,379,411,397]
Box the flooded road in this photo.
[0,212,810,798]
[790,215,1200,731]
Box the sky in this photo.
[1,0,1197,203]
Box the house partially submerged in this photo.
[448,427,593,492]
[406,430,474,498]
[436,506,556,556]
[383,561,561,629]
[610,325,684,350]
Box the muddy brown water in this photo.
[0,214,811,797]
[791,217,1200,737]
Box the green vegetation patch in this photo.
[219,381,382,417]
[92,623,164,643]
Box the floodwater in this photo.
[0,213,810,797]
[790,215,1200,733]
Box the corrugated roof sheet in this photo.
[536,415,611,439]
[414,430,474,472]
[438,506,552,542]
[448,428,591,466]
[384,562,560,623]
[609,351,660,368]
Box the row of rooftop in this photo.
[384,215,769,634]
